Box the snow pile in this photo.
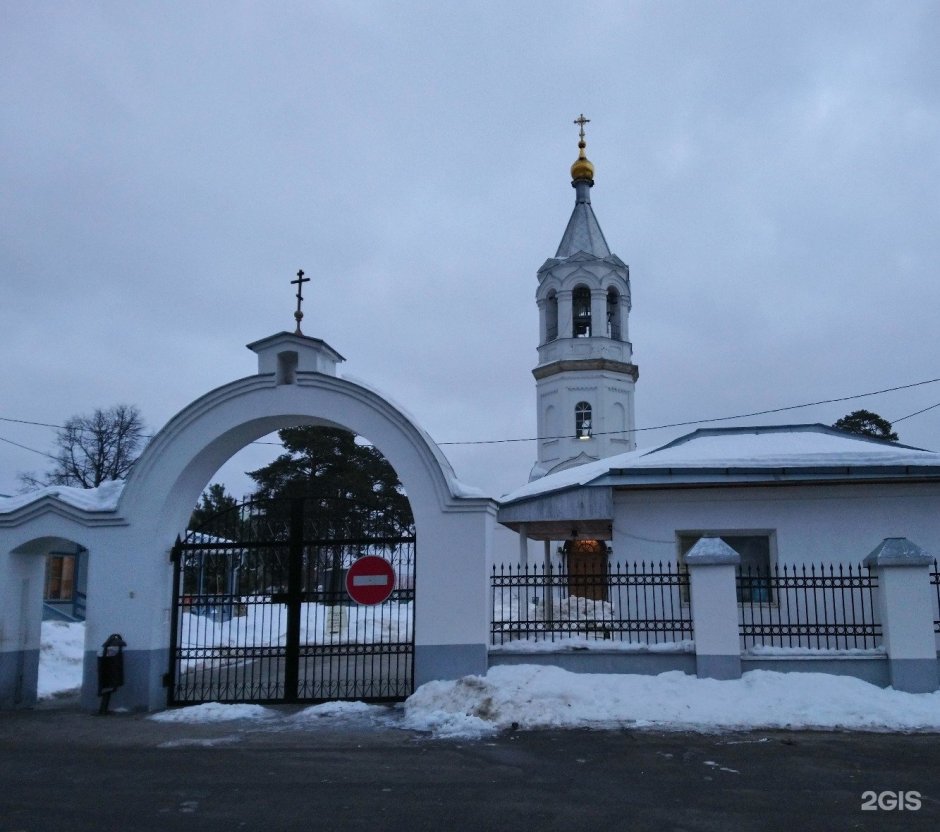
[492,637,694,654]
[37,621,85,699]
[745,645,886,657]
[39,622,940,741]
[493,591,614,630]
[491,591,691,652]
[289,700,389,723]
[150,702,274,723]
[401,665,940,738]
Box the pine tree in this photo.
[189,483,239,530]
[832,409,899,442]
[246,426,414,538]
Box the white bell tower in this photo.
[530,116,638,480]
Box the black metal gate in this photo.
[167,494,415,705]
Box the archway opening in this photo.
[167,424,416,705]
[8,536,89,708]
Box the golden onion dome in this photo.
[570,139,594,181]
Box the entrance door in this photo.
[565,539,609,601]
[167,494,415,705]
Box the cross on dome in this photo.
[573,113,590,141]
[570,113,595,182]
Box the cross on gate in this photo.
[291,269,309,334]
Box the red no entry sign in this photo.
[345,555,396,605]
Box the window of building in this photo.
[678,532,774,603]
[545,291,558,342]
[44,554,76,601]
[573,286,591,337]
[575,401,592,439]
[606,287,621,340]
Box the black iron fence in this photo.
[738,563,882,651]
[171,538,415,703]
[932,559,939,635]
[491,561,693,647]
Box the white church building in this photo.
[1,119,939,710]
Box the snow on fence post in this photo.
[863,538,939,693]
[686,537,741,680]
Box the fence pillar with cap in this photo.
[863,537,939,693]
[686,537,741,680]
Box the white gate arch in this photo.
[0,333,496,710]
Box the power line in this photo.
[437,375,940,445]
[0,434,58,459]
[891,401,940,425]
[0,416,282,447]
[3,374,940,451]
[0,416,64,429]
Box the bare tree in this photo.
[20,404,146,489]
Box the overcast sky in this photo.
[2,1,939,501]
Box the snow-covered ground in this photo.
[40,621,940,738]
[38,620,86,699]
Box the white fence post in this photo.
[863,538,939,693]
[686,537,741,680]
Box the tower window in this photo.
[575,401,592,439]
[573,286,591,337]
[545,291,558,342]
[606,287,621,340]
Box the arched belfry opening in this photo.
[606,287,621,340]
[545,290,558,342]
[572,286,591,337]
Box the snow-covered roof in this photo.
[501,424,940,505]
[0,480,124,515]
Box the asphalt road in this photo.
[1,704,938,832]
